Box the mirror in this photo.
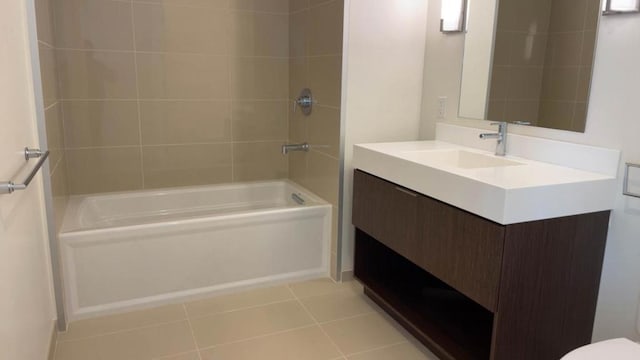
[458,0,601,132]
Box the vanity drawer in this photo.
[417,196,505,312]
[352,170,420,263]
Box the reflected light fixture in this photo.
[440,0,468,33]
[603,0,640,14]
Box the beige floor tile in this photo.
[300,286,375,322]
[347,342,437,360]
[321,313,407,355]
[185,285,294,318]
[55,320,195,360]
[189,300,314,347]
[289,278,362,299]
[154,351,200,360]
[199,326,341,360]
[58,304,186,341]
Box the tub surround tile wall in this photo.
[53,0,291,194]
[288,0,343,280]
[35,0,68,231]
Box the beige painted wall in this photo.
[0,1,56,358]
[421,0,640,341]
[341,0,428,272]
[288,0,343,279]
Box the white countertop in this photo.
[353,140,618,225]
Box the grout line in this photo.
[58,98,292,102]
[56,318,189,343]
[152,350,200,360]
[184,297,298,321]
[182,304,203,360]
[55,47,291,59]
[196,323,319,352]
[286,285,349,359]
[130,0,145,189]
[343,340,411,358]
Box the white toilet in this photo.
[561,338,640,359]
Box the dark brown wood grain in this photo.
[352,170,420,263]
[417,195,505,312]
[490,212,610,360]
[351,169,610,360]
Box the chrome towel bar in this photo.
[0,147,50,195]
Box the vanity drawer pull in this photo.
[395,187,418,197]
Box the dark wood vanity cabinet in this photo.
[352,170,611,360]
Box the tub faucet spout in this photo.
[282,143,310,155]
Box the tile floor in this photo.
[52,278,438,360]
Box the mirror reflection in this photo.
[459,0,600,132]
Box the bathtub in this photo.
[59,180,331,320]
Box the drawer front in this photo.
[352,170,419,262]
[418,195,505,312]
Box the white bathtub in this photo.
[59,181,331,320]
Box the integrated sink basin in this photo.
[352,140,618,225]
[402,149,524,169]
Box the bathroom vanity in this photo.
[351,135,619,360]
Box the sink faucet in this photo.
[479,122,507,156]
[282,142,310,155]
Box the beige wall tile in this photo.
[506,67,544,100]
[133,3,229,54]
[308,55,341,107]
[541,67,579,101]
[538,101,574,130]
[39,44,58,107]
[488,66,509,101]
[45,104,65,171]
[492,31,511,67]
[57,304,186,342]
[289,10,308,57]
[572,102,588,132]
[288,151,307,186]
[305,150,338,206]
[549,0,587,32]
[585,0,600,31]
[230,0,290,13]
[137,53,230,99]
[51,158,69,232]
[581,31,597,68]
[140,100,231,144]
[231,57,288,99]
[185,285,294,318]
[230,11,289,57]
[57,49,137,99]
[189,300,314,347]
[510,33,548,67]
[576,67,593,102]
[290,0,310,12]
[233,141,288,181]
[66,147,143,194]
[54,320,196,360]
[35,0,55,45]
[63,100,140,148]
[550,32,583,67]
[487,100,506,121]
[232,101,288,141]
[289,106,308,142]
[289,57,308,100]
[504,100,540,124]
[321,313,406,355]
[142,144,233,188]
[199,325,341,360]
[308,0,343,56]
[55,0,134,50]
[308,105,339,158]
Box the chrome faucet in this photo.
[479,122,508,156]
[282,142,310,155]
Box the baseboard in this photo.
[48,320,57,360]
[341,270,354,281]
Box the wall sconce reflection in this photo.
[440,0,468,33]
[603,0,640,15]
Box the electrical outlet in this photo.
[437,96,447,119]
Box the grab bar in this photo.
[0,147,50,195]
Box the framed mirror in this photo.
[458,0,601,132]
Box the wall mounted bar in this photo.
[0,147,50,195]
